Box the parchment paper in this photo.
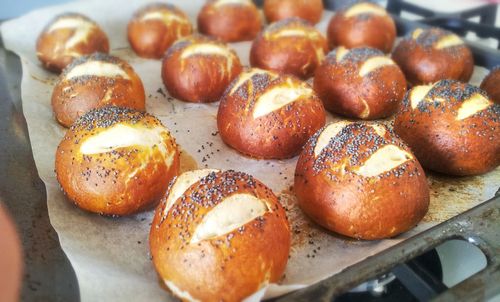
[2,0,499,301]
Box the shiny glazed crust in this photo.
[294,122,430,240]
[55,106,180,216]
[150,169,291,302]
[481,67,500,105]
[36,13,110,73]
[394,79,500,175]
[51,53,146,127]
[263,0,324,24]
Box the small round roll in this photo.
[481,67,500,104]
[394,79,500,176]
[314,47,406,119]
[150,169,290,302]
[197,0,261,42]
[263,0,324,25]
[161,35,243,103]
[55,106,180,216]
[36,13,109,73]
[51,53,145,127]
[218,68,326,159]
[250,18,328,79]
[392,27,474,86]
[295,122,430,240]
[327,2,396,53]
[127,3,193,59]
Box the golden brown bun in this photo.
[263,0,323,24]
[55,106,180,216]
[218,68,326,159]
[392,28,474,86]
[51,53,146,128]
[394,80,500,176]
[127,3,193,59]
[480,67,500,104]
[150,169,291,302]
[250,18,328,79]
[327,2,396,53]
[314,47,406,119]
[294,122,430,240]
[197,0,262,42]
[36,13,109,73]
[161,35,243,103]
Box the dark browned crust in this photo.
[263,0,324,24]
[327,3,396,53]
[51,53,146,127]
[161,35,243,103]
[217,69,326,159]
[150,170,291,301]
[392,28,474,86]
[197,0,262,42]
[36,13,110,73]
[394,79,500,175]
[481,66,500,105]
[55,106,180,216]
[313,47,407,119]
[294,122,430,240]
[127,3,193,59]
[250,18,328,79]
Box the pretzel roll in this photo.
[250,18,328,79]
[392,28,474,86]
[127,3,192,59]
[294,122,429,240]
[394,80,500,176]
[327,2,396,53]
[51,53,145,128]
[314,47,406,119]
[218,68,326,159]
[197,0,261,42]
[36,13,109,73]
[55,106,180,216]
[263,0,324,25]
[481,67,500,104]
[161,35,243,103]
[150,169,290,302]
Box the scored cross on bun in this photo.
[294,122,430,240]
[250,17,328,79]
[150,169,291,302]
[161,35,243,103]
[55,106,180,216]
[36,13,109,73]
[394,79,500,176]
[127,3,193,59]
[51,53,145,127]
[392,27,474,86]
[217,68,326,159]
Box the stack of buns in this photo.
[33,1,500,301]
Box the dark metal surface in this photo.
[0,36,80,301]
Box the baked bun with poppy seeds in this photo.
[55,106,180,216]
[392,27,474,86]
[314,47,406,119]
[127,3,193,59]
[263,0,324,25]
[161,35,243,103]
[327,2,396,53]
[51,53,145,127]
[218,68,326,159]
[294,122,430,240]
[197,0,261,42]
[36,13,109,73]
[250,18,328,79]
[150,169,291,302]
[394,79,500,176]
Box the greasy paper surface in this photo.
[2,0,499,301]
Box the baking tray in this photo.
[0,2,498,301]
